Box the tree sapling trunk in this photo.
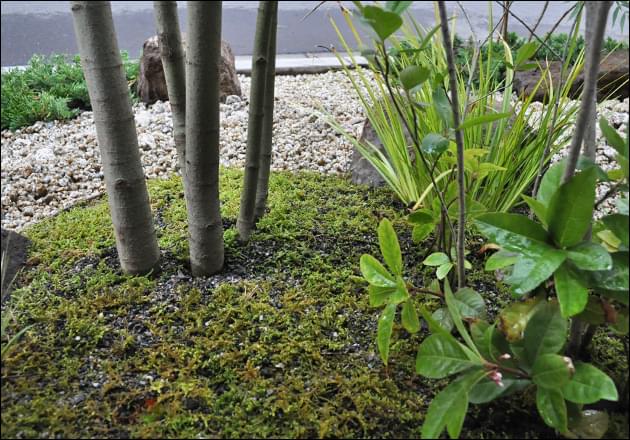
[70,0,160,275]
[153,1,187,177]
[184,1,224,276]
[237,1,278,242]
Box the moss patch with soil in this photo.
[1,169,628,438]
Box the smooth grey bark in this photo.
[70,1,160,275]
[237,1,278,242]
[184,1,224,276]
[438,1,466,289]
[254,4,278,221]
[583,4,598,162]
[561,1,612,357]
[153,1,187,177]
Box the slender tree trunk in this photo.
[254,5,278,221]
[185,1,224,276]
[583,4,598,163]
[153,1,186,177]
[70,1,160,275]
[562,1,612,356]
[438,1,466,289]
[501,1,511,42]
[237,1,278,242]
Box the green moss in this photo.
[1,169,627,438]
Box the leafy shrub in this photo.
[1,51,139,131]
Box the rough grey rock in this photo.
[1,228,30,296]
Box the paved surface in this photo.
[1,1,629,67]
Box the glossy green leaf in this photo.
[433,87,453,128]
[399,65,430,91]
[485,250,518,271]
[412,224,434,243]
[421,369,486,439]
[505,249,567,295]
[602,214,629,247]
[617,197,629,215]
[423,252,450,266]
[533,354,573,389]
[588,251,629,295]
[458,112,511,130]
[401,299,420,333]
[469,378,529,404]
[566,242,613,271]
[431,308,454,332]
[436,262,453,280]
[378,219,403,275]
[453,288,486,319]
[548,168,597,248]
[360,254,396,287]
[475,213,550,250]
[377,303,397,365]
[421,133,450,155]
[599,117,626,157]
[537,387,568,433]
[360,6,403,40]
[562,362,618,404]
[554,263,589,317]
[524,302,567,365]
[537,159,567,207]
[574,296,606,325]
[514,41,539,66]
[408,209,434,225]
[446,289,482,358]
[522,194,548,226]
[368,285,396,307]
[416,333,478,378]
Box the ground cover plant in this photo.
[1,169,628,438]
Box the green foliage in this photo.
[1,52,139,130]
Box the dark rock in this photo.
[1,229,30,297]
[137,35,242,105]
[514,50,629,102]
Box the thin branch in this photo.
[528,1,550,42]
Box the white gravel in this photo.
[1,70,628,232]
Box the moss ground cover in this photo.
[1,169,627,438]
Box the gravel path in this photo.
[1,70,628,232]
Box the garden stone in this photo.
[1,228,30,296]
[137,35,241,105]
[514,50,629,102]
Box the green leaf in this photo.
[458,112,511,130]
[423,252,450,266]
[498,297,543,342]
[454,288,486,319]
[505,250,567,295]
[514,41,539,67]
[522,194,548,227]
[431,308,454,332]
[599,117,627,157]
[360,254,396,287]
[416,333,478,378]
[574,296,606,325]
[368,285,396,307]
[602,214,629,247]
[537,387,568,433]
[533,354,573,389]
[617,197,629,215]
[548,168,597,248]
[378,219,403,275]
[485,250,518,271]
[568,409,610,439]
[588,251,629,295]
[432,87,453,128]
[554,263,589,318]
[421,369,486,439]
[401,299,420,333]
[524,302,568,365]
[377,303,397,365]
[537,159,567,207]
[446,289,482,358]
[399,65,430,91]
[412,224,434,243]
[436,262,453,280]
[562,362,618,404]
[475,213,550,249]
[421,133,450,155]
[566,242,613,271]
[385,0,412,14]
[408,209,434,225]
[360,6,403,41]
[469,378,529,404]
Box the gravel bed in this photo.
[1,70,628,232]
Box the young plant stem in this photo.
[237,1,278,242]
[438,0,467,289]
[153,1,186,178]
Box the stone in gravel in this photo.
[1,228,30,296]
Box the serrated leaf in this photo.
[378,219,403,275]
[548,168,597,248]
[360,254,396,287]
[533,354,573,389]
[402,299,420,333]
[537,387,568,433]
[377,303,397,365]
[562,362,618,404]
[554,263,589,317]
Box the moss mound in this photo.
[1,169,627,438]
